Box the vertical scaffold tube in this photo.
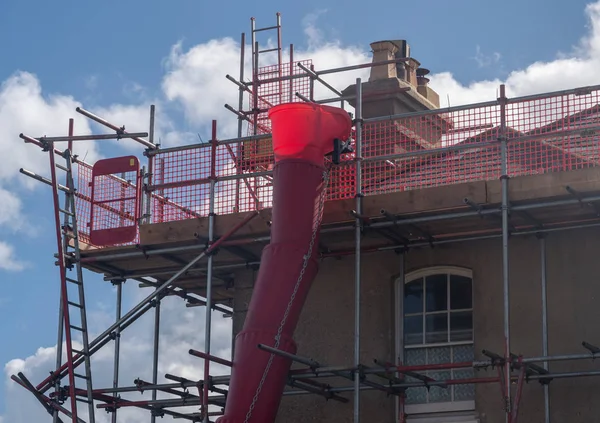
[217,102,352,423]
[540,235,550,423]
[499,84,511,421]
[353,77,363,423]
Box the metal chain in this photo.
[243,168,331,423]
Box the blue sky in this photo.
[0,0,598,421]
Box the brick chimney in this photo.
[357,39,440,110]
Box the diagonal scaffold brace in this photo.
[12,211,260,421]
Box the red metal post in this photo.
[289,44,294,103]
[276,12,283,105]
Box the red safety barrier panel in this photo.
[89,156,141,246]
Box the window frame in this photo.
[395,266,475,417]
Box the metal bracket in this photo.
[327,138,354,165]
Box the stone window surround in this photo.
[395,266,477,422]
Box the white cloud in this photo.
[162,38,249,139]
[0,241,26,272]
[0,71,101,182]
[0,188,22,228]
[302,9,329,48]
[0,187,31,272]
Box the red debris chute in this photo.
[217,103,352,423]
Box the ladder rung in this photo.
[55,164,69,172]
[76,397,92,404]
[66,277,81,285]
[254,25,278,32]
[59,208,75,216]
[68,301,83,308]
[74,373,89,380]
[259,48,279,54]
[70,325,85,332]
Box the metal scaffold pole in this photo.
[111,280,123,423]
[396,251,406,423]
[499,84,511,421]
[540,234,550,423]
[148,103,161,423]
[235,32,245,213]
[146,104,156,225]
[202,120,218,423]
[150,290,161,423]
[353,77,364,423]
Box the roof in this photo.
[367,104,600,194]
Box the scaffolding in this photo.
[11,11,600,423]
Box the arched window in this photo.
[396,266,475,414]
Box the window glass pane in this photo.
[425,314,447,343]
[450,274,472,310]
[404,315,423,345]
[404,348,426,366]
[406,386,428,404]
[428,371,451,402]
[450,311,473,342]
[453,369,476,400]
[426,274,448,312]
[428,347,451,364]
[453,345,474,362]
[404,279,423,314]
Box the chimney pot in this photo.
[417,68,430,87]
[369,41,399,81]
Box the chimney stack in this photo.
[365,40,439,108]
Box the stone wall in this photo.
[232,226,600,423]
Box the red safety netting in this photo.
[74,161,140,247]
[506,90,600,177]
[247,59,313,136]
[73,85,600,242]
[75,162,93,245]
[361,104,502,194]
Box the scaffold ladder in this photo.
[251,13,283,105]
[251,13,283,74]
[48,146,95,423]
